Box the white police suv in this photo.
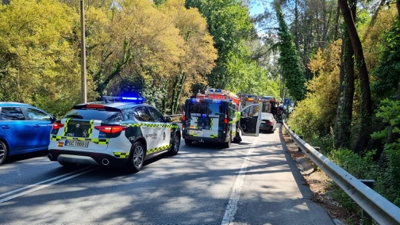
[48,96,181,173]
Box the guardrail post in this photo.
[360,179,375,225]
[312,147,320,171]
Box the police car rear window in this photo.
[188,101,224,116]
[65,110,123,122]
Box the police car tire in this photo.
[168,133,180,156]
[124,141,145,173]
[0,140,8,165]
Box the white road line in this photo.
[0,167,97,203]
[221,137,259,225]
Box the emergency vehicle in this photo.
[181,88,262,148]
[48,96,181,173]
[259,96,276,112]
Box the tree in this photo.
[185,0,254,89]
[159,0,217,114]
[338,0,373,153]
[273,0,307,101]
[0,0,94,117]
[334,0,355,150]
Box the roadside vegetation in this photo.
[264,0,400,218]
[2,0,400,220]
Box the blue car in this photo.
[0,102,55,165]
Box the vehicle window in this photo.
[133,106,153,122]
[0,107,25,120]
[261,113,274,120]
[189,100,224,117]
[147,107,164,122]
[26,107,51,121]
[65,110,123,122]
[122,108,135,120]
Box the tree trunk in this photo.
[333,7,340,40]
[173,73,187,114]
[397,0,400,17]
[338,0,373,153]
[334,32,355,149]
[170,76,179,114]
[334,0,356,150]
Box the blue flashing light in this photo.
[215,89,222,92]
[102,95,146,104]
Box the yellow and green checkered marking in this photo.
[121,123,179,129]
[209,134,218,138]
[147,144,172,154]
[114,152,129,158]
[51,135,109,145]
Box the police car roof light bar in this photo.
[102,95,146,104]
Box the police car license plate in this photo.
[189,130,203,136]
[65,140,89,148]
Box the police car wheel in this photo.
[124,141,145,173]
[0,140,8,165]
[168,133,180,156]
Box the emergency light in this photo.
[102,95,146,104]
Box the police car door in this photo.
[133,106,159,151]
[147,106,170,149]
[240,103,262,136]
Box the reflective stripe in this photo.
[114,152,129,158]
[88,120,94,138]
[210,134,218,138]
[62,118,71,136]
[51,135,109,145]
[210,118,213,130]
[195,117,199,129]
[121,123,179,129]
[147,144,172,154]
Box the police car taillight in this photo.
[95,125,127,134]
[52,122,64,130]
[86,104,105,109]
[224,114,228,124]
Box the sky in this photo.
[249,1,266,17]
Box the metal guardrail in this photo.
[283,121,400,224]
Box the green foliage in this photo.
[371,19,400,103]
[185,0,256,89]
[287,41,341,142]
[273,0,306,102]
[0,0,94,117]
[329,148,400,208]
[329,149,379,212]
[372,99,400,205]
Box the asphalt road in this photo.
[0,125,334,225]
